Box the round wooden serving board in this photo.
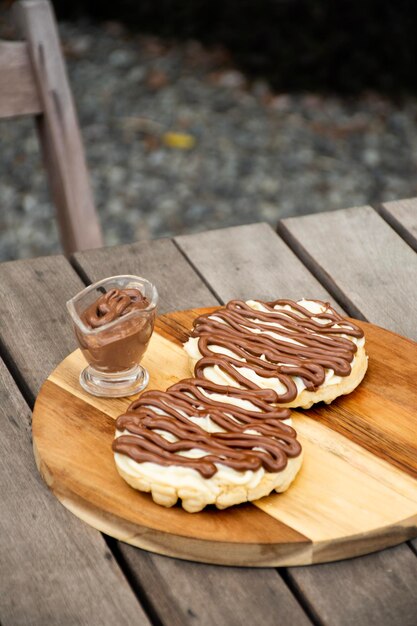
[32,307,417,567]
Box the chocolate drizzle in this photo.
[112,378,300,477]
[113,299,364,482]
[192,299,364,403]
[82,288,149,329]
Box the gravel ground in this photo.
[1,19,417,261]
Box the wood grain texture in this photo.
[0,255,84,398]
[13,0,103,254]
[0,357,148,626]
[72,238,218,314]
[32,308,417,566]
[303,320,417,479]
[175,223,341,308]
[0,40,42,117]
[288,546,417,626]
[117,548,312,626]
[379,197,417,252]
[278,206,417,339]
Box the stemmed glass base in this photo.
[79,364,149,398]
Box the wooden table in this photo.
[1,199,417,625]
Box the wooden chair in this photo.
[0,0,103,254]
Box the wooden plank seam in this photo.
[172,238,227,304]
[277,219,368,321]
[375,200,417,253]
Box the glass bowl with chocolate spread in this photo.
[66,275,158,397]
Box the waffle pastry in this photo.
[113,378,302,512]
[184,299,368,409]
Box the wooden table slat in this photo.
[0,357,148,626]
[378,197,417,252]
[0,255,84,399]
[278,206,417,340]
[287,545,417,626]
[119,547,312,626]
[175,222,341,309]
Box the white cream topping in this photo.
[186,414,225,433]
[198,387,260,411]
[185,387,293,429]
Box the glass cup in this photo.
[66,275,158,397]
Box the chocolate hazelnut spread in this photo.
[191,299,364,403]
[112,378,301,478]
[76,288,155,372]
[81,288,149,328]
